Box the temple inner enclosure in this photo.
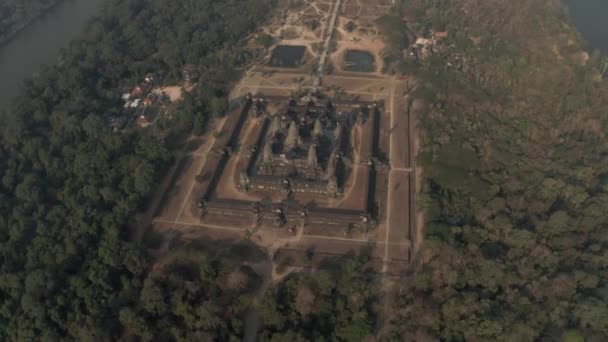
[147,0,416,275]
[201,94,379,232]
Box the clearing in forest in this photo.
[143,0,417,277]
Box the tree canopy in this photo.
[260,257,377,341]
[390,0,608,340]
[0,0,274,339]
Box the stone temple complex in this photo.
[195,93,382,232]
[148,0,414,273]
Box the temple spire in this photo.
[327,151,338,177]
[307,144,318,169]
[263,141,273,163]
[269,115,280,137]
[313,118,323,138]
[285,121,299,150]
[327,176,338,197]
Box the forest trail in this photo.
[242,256,273,342]
[242,221,304,341]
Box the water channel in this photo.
[0,0,105,106]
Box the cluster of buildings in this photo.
[120,73,165,128]
[195,94,381,231]
[406,30,448,61]
[239,96,360,199]
[108,72,182,131]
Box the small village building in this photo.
[143,92,157,107]
[130,86,143,98]
[131,82,153,98]
[434,31,448,39]
[130,99,141,108]
[136,114,151,127]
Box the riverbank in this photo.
[0,0,64,46]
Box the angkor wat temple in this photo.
[196,93,382,231]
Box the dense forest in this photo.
[0,0,62,44]
[3,0,608,339]
[0,0,274,339]
[389,0,608,341]
[260,257,376,341]
[120,244,264,341]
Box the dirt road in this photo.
[313,0,342,90]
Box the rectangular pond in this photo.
[269,45,306,68]
[344,50,375,72]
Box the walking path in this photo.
[313,0,342,90]
[383,82,412,272]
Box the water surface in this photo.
[0,0,105,105]
[344,50,375,72]
[564,0,608,55]
[269,45,306,68]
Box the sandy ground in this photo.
[153,86,183,102]
[386,171,411,262]
[321,73,392,98]
[342,0,394,17]
[249,0,336,76]
[157,156,206,221]
[390,85,411,170]
[329,17,387,74]
[374,169,390,224]
[232,71,312,98]
[332,165,370,210]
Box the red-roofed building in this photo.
[143,92,157,106]
[434,31,448,39]
[130,86,143,97]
